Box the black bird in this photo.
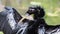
[0,6,22,34]
[26,5,60,34]
[16,6,46,34]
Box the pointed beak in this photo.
[25,13,30,16]
[25,13,34,20]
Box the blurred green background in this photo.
[0,0,60,25]
[0,0,60,34]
